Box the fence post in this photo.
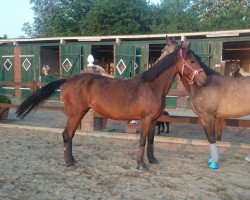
[30,81,37,94]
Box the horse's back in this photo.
[211,76,250,117]
[61,73,154,120]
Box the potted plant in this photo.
[0,94,11,120]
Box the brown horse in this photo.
[161,38,250,169]
[224,61,242,77]
[16,37,207,170]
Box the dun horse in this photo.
[161,38,250,169]
[16,37,207,170]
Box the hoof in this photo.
[72,157,77,163]
[208,162,219,169]
[207,157,219,169]
[65,160,75,167]
[148,158,159,164]
[207,156,212,164]
[136,163,148,170]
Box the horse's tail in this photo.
[16,79,67,119]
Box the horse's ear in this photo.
[166,36,178,45]
[166,35,171,43]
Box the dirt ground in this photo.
[0,107,250,200]
[0,122,249,200]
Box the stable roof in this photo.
[1,29,250,44]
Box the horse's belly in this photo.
[217,96,250,118]
[94,107,139,120]
[91,98,140,120]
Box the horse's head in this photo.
[162,36,207,86]
[225,62,240,77]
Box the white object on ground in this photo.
[245,155,250,162]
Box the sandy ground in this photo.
[0,108,250,199]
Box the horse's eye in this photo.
[190,60,195,63]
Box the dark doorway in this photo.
[91,45,114,75]
[148,44,165,68]
[40,46,60,79]
[223,41,250,73]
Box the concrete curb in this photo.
[1,123,250,149]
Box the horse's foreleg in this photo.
[137,118,153,170]
[147,120,159,164]
[201,117,219,169]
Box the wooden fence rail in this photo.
[0,81,65,115]
[1,81,250,140]
[157,113,250,141]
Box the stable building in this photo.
[1,29,250,108]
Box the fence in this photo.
[1,81,250,140]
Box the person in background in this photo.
[42,65,50,76]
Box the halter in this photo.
[179,49,204,84]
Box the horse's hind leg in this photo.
[147,120,159,164]
[63,108,90,167]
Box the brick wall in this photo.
[14,46,21,97]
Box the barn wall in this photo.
[2,33,250,108]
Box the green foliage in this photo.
[22,0,250,37]
[191,0,250,31]
[83,0,152,35]
[150,0,199,33]
[0,95,11,104]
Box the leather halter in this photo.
[179,49,204,84]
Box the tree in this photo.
[23,0,94,37]
[22,0,250,37]
[24,0,60,37]
[50,0,94,36]
[83,0,152,35]
[150,0,199,33]
[191,0,250,31]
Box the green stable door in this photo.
[0,45,14,96]
[61,43,82,78]
[20,45,39,98]
[115,44,141,78]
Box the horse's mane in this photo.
[141,46,180,82]
[190,50,220,76]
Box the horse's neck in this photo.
[181,74,218,96]
[181,77,192,94]
[181,76,201,96]
[151,66,178,97]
